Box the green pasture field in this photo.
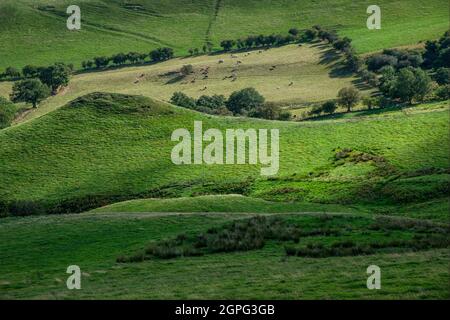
[0,0,447,70]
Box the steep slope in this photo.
[0,93,448,216]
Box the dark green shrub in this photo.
[0,97,16,129]
[170,91,196,109]
[226,88,265,114]
[435,85,450,100]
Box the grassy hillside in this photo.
[0,0,448,70]
[0,211,448,299]
[0,93,448,218]
[0,92,448,299]
[0,43,371,124]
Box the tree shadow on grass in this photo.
[318,48,341,65]
[165,74,185,84]
[304,104,411,122]
[352,78,373,91]
[315,46,354,79]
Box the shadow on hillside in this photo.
[303,104,411,122]
[165,74,185,84]
[318,48,340,65]
[316,45,354,79]
[352,78,373,91]
[74,60,160,76]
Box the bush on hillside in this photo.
[220,40,236,51]
[360,69,379,87]
[288,28,299,37]
[38,63,71,94]
[366,54,398,72]
[180,64,194,76]
[423,31,450,68]
[388,67,432,104]
[362,96,377,110]
[22,65,39,78]
[112,53,127,65]
[248,102,282,120]
[196,94,226,109]
[0,97,17,129]
[226,87,265,114]
[170,92,196,109]
[94,56,110,68]
[337,86,360,112]
[434,85,450,100]
[321,100,338,114]
[345,53,362,72]
[333,37,352,51]
[434,67,450,85]
[149,47,174,62]
[10,79,50,108]
[303,28,318,41]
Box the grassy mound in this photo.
[91,194,354,214]
[0,0,447,69]
[0,92,448,217]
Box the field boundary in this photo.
[205,0,223,43]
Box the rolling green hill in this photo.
[0,92,448,299]
[0,93,448,219]
[0,0,448,70]
[1,0,449,301]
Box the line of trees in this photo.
[309,86,361,117]
[1,63,74,80]
[301,25,362,73]
[218,27,315,52]
[170,88,291,121]
[7,62,72,109]
[82,47,174,70]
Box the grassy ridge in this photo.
[90,194,450,222]
[0,93,448,215]
[91,194,358,214]
[0,0,448,70]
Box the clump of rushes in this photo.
[117,216,307,262]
